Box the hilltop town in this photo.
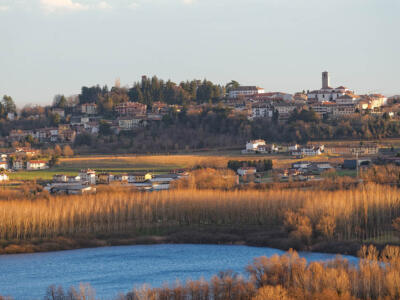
[0,71,399,193]
[1,72,399,155]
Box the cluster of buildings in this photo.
[275,161,335,182]
[3,71,396,148]
[243,140,325,157]
[47,169,189,194]
[7,101,180,145]
[0,149,49,175]
[227,71,391,121]
[243,140,279,154]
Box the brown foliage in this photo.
[171,168,237,190]
[125,245,400,300]
[0,184,399,246]
[361,164,400,184]
[284,211,313,245]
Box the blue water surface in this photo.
[0,244,357,300]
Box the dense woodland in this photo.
[78,76,227,108]
[74,108,400,154]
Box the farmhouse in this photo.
[13,160,24,170]
[292,145,324,156]
[114,173,129,182]
[97,173,115,184]
[350,144,379,156]
[53,174,68,183]
[67,175,81,183]
[79,169,96,185]
[237,167,257,176]
[0,173,9,182]
[245,140,266,152]
[150,174,180,183]
[128,172,152,183]
[292,161,312,170]
[48,184,96,195]
[26,160,48,170]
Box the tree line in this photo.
[78,76,229,109]
[73,106,400,154]
[227,160,273,172]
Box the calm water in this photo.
[0,244,357,300]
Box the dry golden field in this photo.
[0,184,399,244]
[57,152,344,171]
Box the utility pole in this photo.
[356,151,359,179]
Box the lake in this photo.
[0,244,357,300]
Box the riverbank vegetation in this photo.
[1,183,400,254]
[3,245,398,299]
[122,245,400,300]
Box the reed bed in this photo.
[0,184,399,243]
[42,245,400,300]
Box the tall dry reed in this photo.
[0,184,399,242]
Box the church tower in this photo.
[322,71,330,89]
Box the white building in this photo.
[237,167,257,176]
[288,144,300,152]
[332,104,357,116]
[246,140,267,152]
[27,160,48,170]
[53,174,68,182]
[0,173,9,182]
[118,118,147,130]
[273,102,298,117]
[229,86,265,99]
[307,72,355,102]
[358,94,388,110]
[13,160,24,170]
[81,103,98,115]
[292,145,324,156]
[251,103,273,119]
[7,112,15,121]
[79,169,96,185]
[68,175,81,183]
[335,94,359,104]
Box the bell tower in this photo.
[322,71,330,89]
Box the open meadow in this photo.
[7,151,347,181]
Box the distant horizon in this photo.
[1,0,399,106]
[4,72,397,108]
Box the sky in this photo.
[0,0,399,107]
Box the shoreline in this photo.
[0,230,393,257]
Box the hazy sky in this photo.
[0,0,399,106]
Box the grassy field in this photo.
[8,170,77,181]
[58,152,344,169]
[7,151,348,181]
